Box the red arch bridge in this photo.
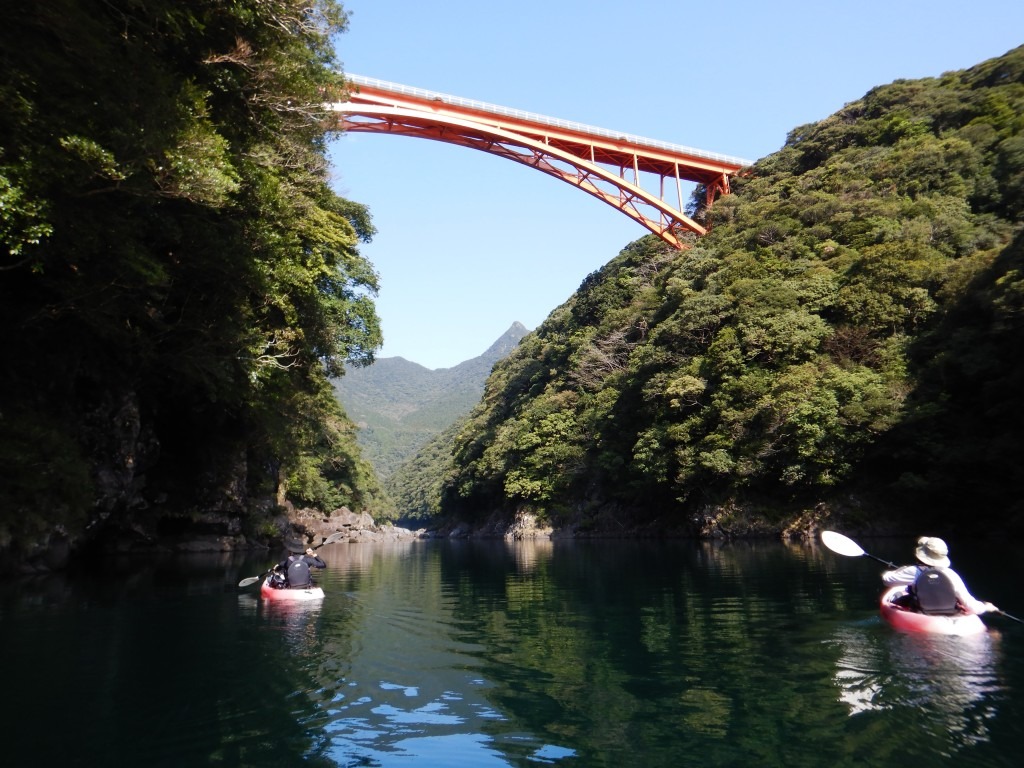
[329,75,752,249]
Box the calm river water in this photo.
[3,536,1023,767]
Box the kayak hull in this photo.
[880,586,986,636]
[261,579,324,601]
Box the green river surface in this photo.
[2,536,1023,767]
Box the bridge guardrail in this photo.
[344,74,753,168]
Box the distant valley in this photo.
[332,322,529,483]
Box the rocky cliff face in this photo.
[6,385,260,572]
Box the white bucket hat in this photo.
[915,536,950,568]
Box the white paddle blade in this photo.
[320,531,346,547]
[821,531,866,558]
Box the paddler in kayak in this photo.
[269,543,326,589]
[882,536,997,616]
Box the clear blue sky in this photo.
[328,0,1024,370]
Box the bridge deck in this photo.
[343,75,751,185]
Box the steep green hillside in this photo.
[0,1,386,559]
[387,419,467,521]
[440,47,1024,535]
[334,323,527,482]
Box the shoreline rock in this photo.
[281,502,426,548]
[3,490,918,574]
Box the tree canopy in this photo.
[0,0,385,550]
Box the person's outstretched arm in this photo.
[305,549,326,568]
[946,569,997,614]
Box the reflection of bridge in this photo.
[330,75,752,249]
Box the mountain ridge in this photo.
[333,322,529,482]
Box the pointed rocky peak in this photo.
[480,321,529,363]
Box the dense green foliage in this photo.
[0,0,386,549]
[441,47,1024,533]
[333,323,527,516]
[381,419,464,522]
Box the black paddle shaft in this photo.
[863,552,898,569]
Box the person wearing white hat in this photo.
[882,536,997,615]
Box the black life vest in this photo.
[913,567,959,615]
[286,556,311,587]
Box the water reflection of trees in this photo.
[425,539,1011,766]
[2,555,338,767]
[305,541,576,765]
[294,539,1017,765]
[206,540,1015,767]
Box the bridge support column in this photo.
[705,173,732,208]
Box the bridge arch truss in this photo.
[330,76,751,249]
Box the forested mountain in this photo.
[438,47,1024,536]
[0,0,386,562]
[386,419,467,522]
[341,320,529,523]
[333,322,527,486]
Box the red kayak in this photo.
[880,586,986,636]
[260,578,324,602]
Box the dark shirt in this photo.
[277,553,326,587]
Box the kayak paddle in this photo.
[821,530,1023,624]
[820,531,897,569]
[237,531,347,588]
